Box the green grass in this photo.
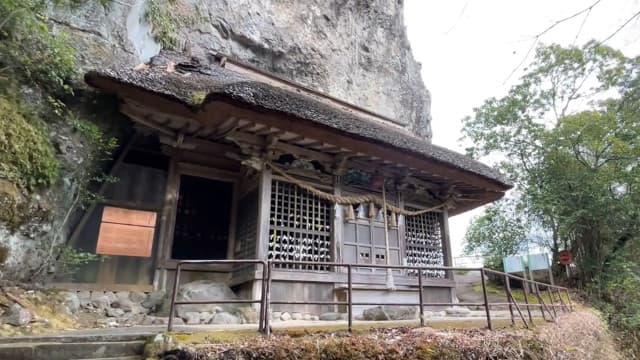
[471,281,570,305]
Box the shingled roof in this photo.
[85,51,512,190]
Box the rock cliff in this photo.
[48,0,432,138]
[0,0,432,282]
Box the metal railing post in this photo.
[504,274,529,329]
[167,262,182,332]
[503,274,515,326]
[547,286,558,318]
[555,287,567,312]
[259,261,268,333]
[522,278,533,325]
[160,260,572,335]
[480,268,492,330]
[418,268,425,327]
[535,283,553,322]
[565,288,573,311]
[347,264,353,333]
[265,261,272,337]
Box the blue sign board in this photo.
[502,255,525,273]
[527,253,550,271]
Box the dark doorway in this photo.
[171,175,232,259]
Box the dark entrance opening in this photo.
[171,175,232,260]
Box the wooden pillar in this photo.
[440,209,454,270]
[440,208,456,302]
[255,168,272,260]
[332,175,343,265]
[153,149,181,291]
[397,191,406,267]
[253,167,272,310]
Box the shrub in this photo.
[0,97,59,190]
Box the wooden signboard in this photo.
[96,206,157,257]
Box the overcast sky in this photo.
[404,0,640,259]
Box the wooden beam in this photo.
[121,105,175,136]
[209,101,507,192]
[88,75,233,130]
[227,131,335,163]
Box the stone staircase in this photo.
[0,331,151,360]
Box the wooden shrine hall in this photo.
[71,51,512,314]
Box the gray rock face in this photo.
[362,305,418,321]
[174,280,240,317]
[319,312,342,321]
[362,306,388,321]
[236,307,259,324]
[444,307,471,317]
[200,311,214,324]
[61,292,80,314]
[90,293,111,311]
[4,304,32,326]
[183,312,201,325]
[129,291,148,303]
[142,291,166,310]
[0,0,433,283]
[106,307,125,318]
[211,312,241,324]
[47,0,432,140]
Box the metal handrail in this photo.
[167,259,269,331]
[165,259,573,334]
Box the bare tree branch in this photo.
[444,1,468,35]
[600,9,640,44]
[573,6,593,45]
[503,0,602,84]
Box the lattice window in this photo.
[268,180,332,270]
[405,211,446,278]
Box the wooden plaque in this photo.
[96,207,157,257]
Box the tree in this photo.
[463,42,640,351]
[463,199,530,270]
[462,41,639,284]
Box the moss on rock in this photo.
[0,97,59,190]
[145,0,198,50]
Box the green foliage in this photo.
[191,91,207,105]
[145,0,195,50]
[464,199,529,271]
[462,41,640,355]
[0,0,77,96]
[0,97,59,189]
[54,245,105,279]
[590,243,640,355]
[71,116,119,162]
